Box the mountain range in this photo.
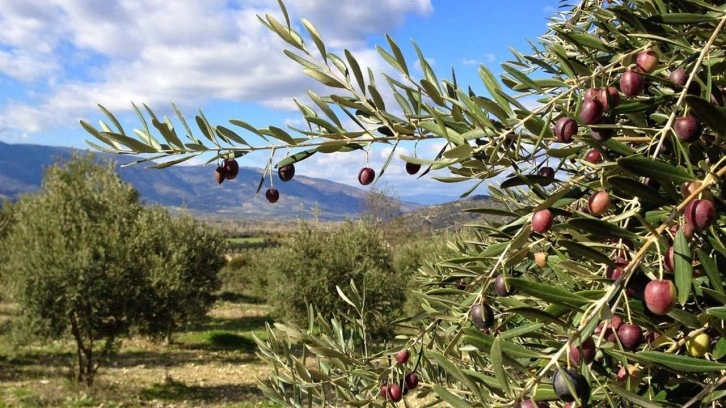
[0,141,433,220]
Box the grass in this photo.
[0,296,278,407]
[226,237,266,245]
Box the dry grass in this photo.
[0,297,277,408]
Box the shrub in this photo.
[132,207,227,343]
[268,221,406,340]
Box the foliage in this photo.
[132,207,227,342]
[81,0,726,407]
[268,221,406,341]
[0,155,145,385]
[0,155,226,385]
[219,246,282,299]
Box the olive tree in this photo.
[132,207,227,343]
[0,156,227,384]
[268,221,407,341]
[0,155,145,385]
[81,0,726,406]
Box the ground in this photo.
[0,294,277,407]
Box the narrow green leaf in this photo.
[276,149,316,168]
[148,155,197,169]
[609,176,668,206]
[97,104,125,135]
[215,126,248,146]
[685,95,726,136]
[302,68,346,88]
[344,50,366,93]
[368,85,386,111]
[506,307,569,328]
[479,66,512,116]
[306,90,342,128]
[490,337,511,396]
[267,126,297,145]
[617,157,694,184]
[301,18,326,61]
[610,385,678,408]
[502,63,542,92]
[152,118,184,149]
[667,309,700,329]
[98,132,158,153]
[623,350,726,372]
[569,32,611,52]
[567,218,637,240]
[432,385,474,408]
[262,14,303,49]
[713,337,726,360]
[699,249,724,293]
[647,13,718,24]
[706,306,726,320]
[674,229,692,305]
[463,330,546,359]
[428,351,482,401]
[442,144,474,160]
[229,119,262,136]
[507,278,590,308]
[558,240,615,266]
[386,34,409,76]
[421,79,445,106]
[195,115,219,146]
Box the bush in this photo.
[132,207,227,343]
[268,221,406,340]
[219,246,282,299]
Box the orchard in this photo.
[81,0,726,407]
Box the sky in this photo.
[0,0,563,200]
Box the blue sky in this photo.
[0,0,561,199]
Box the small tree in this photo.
[132,207,226,343]
[1,155,145,385]
[82,0,726,406]
[268,221,407,340]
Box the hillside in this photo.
[0,141,375,220]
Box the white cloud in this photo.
[0,0,433,138]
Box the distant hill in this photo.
[398,194,503,231]
[0,141,389,220]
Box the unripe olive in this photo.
[534,252,548,268]
[686,332,711,357]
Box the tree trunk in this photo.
[69,316,85,384]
